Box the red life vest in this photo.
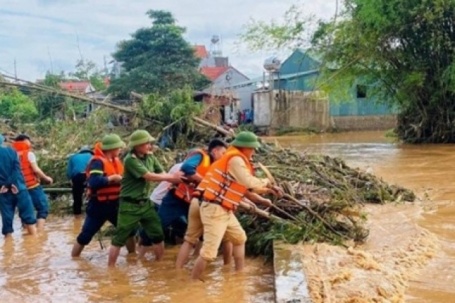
[196,146,253,211]
[173,149,211,203]
[86,142,124,202]
[11,141,40,189]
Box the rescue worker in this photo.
[67,145,93,216]
[173,139,235,268]
[150,162,183,210]
[107,130,185,267]
[157,139,228,244]
[135,162,182,257]
[12,134,53,229]
[0,134,37,237]
[191,131,283,280]
[71,134,135,257]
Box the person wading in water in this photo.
[71,134,136,257]
[190,131,283,280]
[107,130,184,266]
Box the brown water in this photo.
[272,131,455,302]
[2,131,454,302]
[0,218,273,302]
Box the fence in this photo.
[253,90,396,131]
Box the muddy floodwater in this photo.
[1,131,454,302]
[0,217,274,302]
[273,131,455,302]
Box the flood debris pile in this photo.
[239,144,416,257]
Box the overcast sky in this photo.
[0,0,337,81]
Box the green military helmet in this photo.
[101,134,125,151]
[128,129,155,148]
[231,131,261,149]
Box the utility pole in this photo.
[47,46,54,74]
[14,59,17,82]
[103,55,108,76]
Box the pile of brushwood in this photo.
[239,143,415,258]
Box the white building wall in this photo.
[209,67,250,121]
[253,91,273,127]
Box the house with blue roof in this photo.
[278,49,394,118]
[237,49,396,131]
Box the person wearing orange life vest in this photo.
[191,131,283,280]
[0,134,37,237]
[153,139,228,246]
[71,134,135,257]
[12,134,53,230]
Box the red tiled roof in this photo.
[59,81,91,94]
[194,45,208,59]
[200,66,229,81]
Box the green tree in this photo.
[34,72,85,121]
[108,10,209,97]
[33,71,67,120]
[239,4,314,52]
[243,0,455,143]
[0,88,38,123]
[319,0,455,143]
[70,59,106,91]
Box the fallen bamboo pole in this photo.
[192,116,234,137]
[0,79,135,115]
[43,188,72,193]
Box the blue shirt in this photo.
[0,146,27,191]
[67,152,93,179]
[180,153,203,176]
[87,159,109,190]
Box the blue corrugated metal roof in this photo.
[228,69,320,89]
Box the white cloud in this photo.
[0,0,337,81]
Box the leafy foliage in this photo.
[70,59,106,91]
[32,72,80,120]
[239,5,315,51]
[139,87,203,137]
[108,10,209,97]
[241,0,455,143]
[316,0,455,143]
[0,87,38,123]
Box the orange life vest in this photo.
[173,148,211,203]
[11,141,40,189]
[196,146,253,211]
[86,142,124,202]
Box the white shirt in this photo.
[150,163,182,205]
[28,151,37,163]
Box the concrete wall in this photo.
[212,67,249,88]
[253,90,331,130]
[210,67,250,120]
[331,115,397,131]
[253,90,396,131]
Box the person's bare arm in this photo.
[142,171,185,183]
[30,162,53,184]
[244,191,272,207]
[186,173,203,183]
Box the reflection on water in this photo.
[270,131,455,302]
[0,217,274,303]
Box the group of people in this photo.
[0,133,53,238]
[1,129,283,280]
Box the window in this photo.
[356,85,367,98]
